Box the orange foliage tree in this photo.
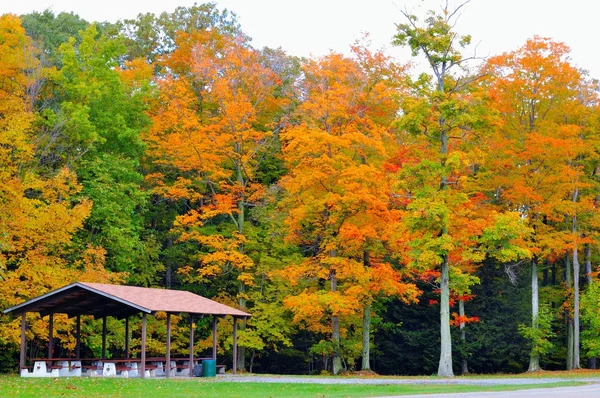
[280,45,418,374]
[146,29,285,370]
[483,36,598,371]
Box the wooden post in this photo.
[166,313,171,378]
[20,313,26,370]
[125,317,130,358]
[233,317,238,375]
[48,313,54,359]
[189,315,194,376]
[101,316,107,359]
[75,315,81,358]
[212,316,217,360]
[141,313,147,378]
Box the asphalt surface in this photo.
[382,383,600,397]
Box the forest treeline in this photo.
[1,2,600,377]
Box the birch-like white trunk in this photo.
[436,100,454,377]
[573,245,581,369]
[361,303,371,371]
[438,255,454,377]
[528,259,540,372]
[572,198,581,369]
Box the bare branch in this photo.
[505,259,527,285]
[447,0,472,22]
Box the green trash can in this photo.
[202,359,216,377]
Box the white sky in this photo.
[2,0,599,78]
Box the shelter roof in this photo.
[3,282,251,319]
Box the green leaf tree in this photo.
[393,1,484,377]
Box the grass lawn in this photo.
[257,369,600,380]
[0,376,586,397]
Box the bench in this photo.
[82,364,102,376]
[101,362,157,378]
[142,364,158,378]
[113,365,130,378]
[20,366,33,377]
[24,361,60,377]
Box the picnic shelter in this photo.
[3,282,251,377]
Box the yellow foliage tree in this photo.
[0,14,120,356]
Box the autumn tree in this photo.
[116,4,241,64]
[393,2,484,377]
[392,1,536,376]
[0,14,119,362]
[146,28,286,370]
[483,36,597,371]
[26,23,161,283]
[280,45,418,374]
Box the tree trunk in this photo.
[361,302,371,371]
[236,268,247,370]
[585,244,597,369]
[236,288,246,372]
[166,266,172,289]
[165,236,173,288]
[566,253,573,370]
[528,258,541,372]
[567,318,574,370]
[249,349,255,373]
[361,250,371,371]
[436,105,454,377]
[235,149,247,372]
[331,264,342,375]
[573,244,581,369]
[438,254,454,377]
[570,187,580,369]
[459,299,468,375]
[585,244,593,284]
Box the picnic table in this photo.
[144,357,225,376]
[99,358,139,377]
[146,357,210,376]
[22,356,225,378]
[25,358,96,378]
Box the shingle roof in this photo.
[81,282,250,316]
[3,282,251,318]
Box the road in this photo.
[384,383,600,397]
